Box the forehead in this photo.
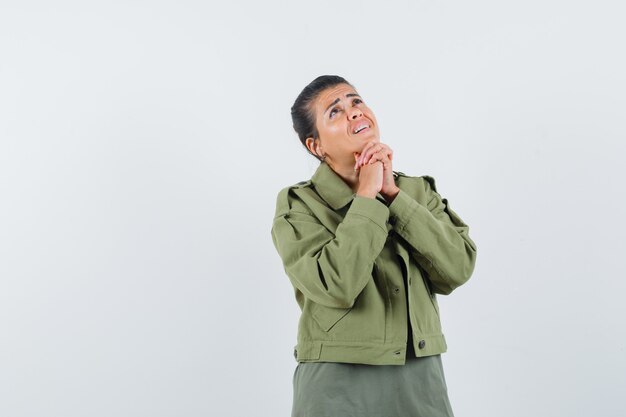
[315,84,358,107]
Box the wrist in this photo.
[356,188,378,199]
[381,186,400,204]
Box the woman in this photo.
[270,75,478,417]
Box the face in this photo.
[306,83,380,164]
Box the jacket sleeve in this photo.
[271,193,390,309]
[387,176,477,295]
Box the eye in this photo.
[353,98,363,104]
[329,107,339,118]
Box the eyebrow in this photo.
[324,93,361,115]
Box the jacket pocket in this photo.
[417,264,440,318]
[310,302,353,332]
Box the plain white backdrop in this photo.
[1,1,625,416]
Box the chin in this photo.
[350,132,379,147]
[367,134,380,142]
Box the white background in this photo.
[1,1,625,416]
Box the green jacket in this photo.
[270,161,477,365]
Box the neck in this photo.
[325,160,360,193]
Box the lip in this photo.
[351,121,372,135]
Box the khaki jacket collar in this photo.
[311,161,391,210]
[310,161,356,210]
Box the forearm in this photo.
[388,186,477,294]
[272,196,391,308]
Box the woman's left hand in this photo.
[354,141,400,202]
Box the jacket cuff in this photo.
[388,188,419,232]
[348,195,390,234]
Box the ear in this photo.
[305,137,322,158]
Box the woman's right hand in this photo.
[354,152,383,198]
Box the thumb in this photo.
[353,152,361,172]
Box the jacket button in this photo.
[418,340,426,349]
[394,288,400,294]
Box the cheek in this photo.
[324,122,345,137]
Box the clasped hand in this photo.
[353,141,400,202]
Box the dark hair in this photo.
[291,75,355,161]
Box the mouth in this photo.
[352,122,371,135]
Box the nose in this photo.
[348,106,363,120]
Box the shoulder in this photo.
[394,170,438,194]
[273,179,314,218]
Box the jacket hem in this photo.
[294,333,447,365]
